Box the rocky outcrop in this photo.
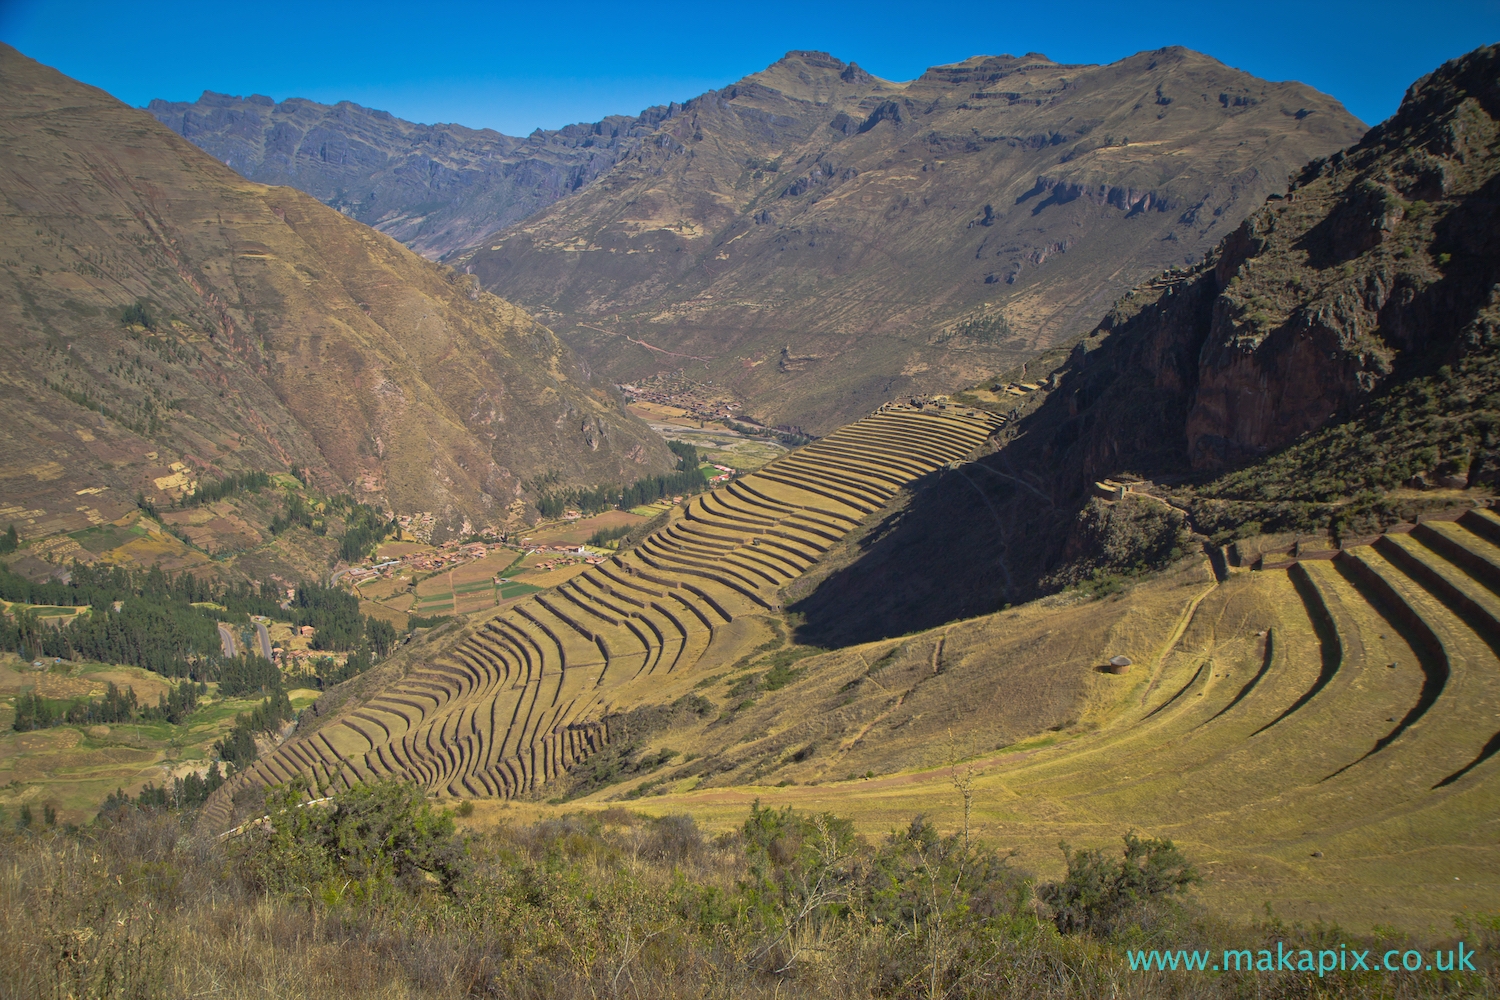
[1026,173,1173,214]
[1007,43,1500,478]
[1183,43,1500,466]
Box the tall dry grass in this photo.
[0,803,1494,1000]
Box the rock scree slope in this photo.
[0,44,673,542]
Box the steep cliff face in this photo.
[0,45,673,543]
[147,92,670,260]
[1092,42,1500,472]
[457,47,1362,432]
[786,44,1499,647]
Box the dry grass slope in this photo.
[611,508,1500,932]
[0,44,671,544]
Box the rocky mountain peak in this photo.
[147,89,667,259]
[461,46,1364,433]
[917,52,1064,86]
[1364,42,1499,156]
[743,50,891,104]
[777,50,848,69]
[182,89,275,108]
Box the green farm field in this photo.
[0,653,286,825]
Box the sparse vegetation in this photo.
[556,695,714,801]
[118,299,155,330]
[213,686,296,772]
[1188,351,1500,540]
[1046,495,1190,590]
[2,787,1492,998]
[1037,832,1200,936]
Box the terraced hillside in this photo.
[199,404,1002,830]
[612,506,1500,929]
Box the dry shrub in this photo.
[0,796,1493,1000]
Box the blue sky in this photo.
[2,0,1497,135]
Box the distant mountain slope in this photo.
[0,44,672,545]
[147,92,671,260]
[788,43,1500,646]
[458,48,1365,432]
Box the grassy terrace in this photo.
[199,405,1004,829]
[603,509,1500,933]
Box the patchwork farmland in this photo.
[199,405,1004,829]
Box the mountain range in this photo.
[146,91,674,260]
[154,49,1366,432]
[0,43,671,545]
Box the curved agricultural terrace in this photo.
[618,508,1500,929]
[199,405,1004,831]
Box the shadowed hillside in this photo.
[459,48,1364,432]
[0,45,673,544]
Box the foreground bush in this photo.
[0,785,1494,999]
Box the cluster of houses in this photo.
[522,544,608,574]
[344,540,492,586]
[394,511,437,543]
[617,381,742,421]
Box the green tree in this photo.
[738,801,861,972]
[242,778,466,897]
[1036,831,1199,936]
[863,815,1028,995]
